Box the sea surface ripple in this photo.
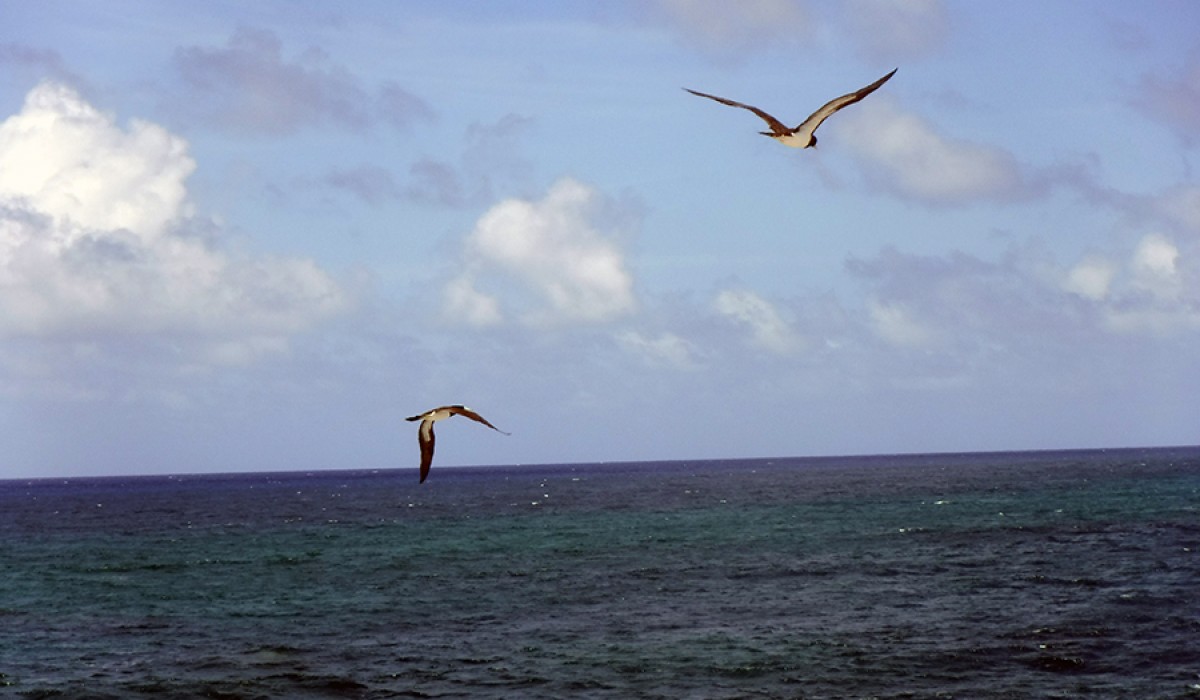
[2,447,1198,698]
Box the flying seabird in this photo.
[685,68,897,149]
[405,405,509,483]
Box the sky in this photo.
[1,1,1198,479]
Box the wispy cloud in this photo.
[842,0,950,61]
[1153,185,1200,232]
[0,42,84,86]
[317,114,534,209]
[1132,59,1200,143]
[866,299,935,348]
[652,0,948,62]
[846,245,1082,357]
[651,0,812,58]
[616,330,703,369]
[405,114,534,208]
[321,165,401,206]
[850,235,1200,350]
[171,27,433,135]
[713,288,803,354]
[835,101,1038,205]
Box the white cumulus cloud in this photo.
[0,82,192,242]
[445,178,638,327]
[0,82,347,361]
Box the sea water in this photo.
[1,447,1198,698]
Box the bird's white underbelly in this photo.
[773,132,811,148]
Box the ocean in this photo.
[1,447,1198,699]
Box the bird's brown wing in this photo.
[684,88,794,136]
[450,406,510,435]
[794,68,897,137]
[417,420,435,483]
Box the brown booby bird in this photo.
[685,68,897,148]
[405,405,509,483]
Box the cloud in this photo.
[1101,234,1199,334]
[849,234,1200,351]
[616,330,702,369]
[0,83,192,240]
[1132,60,1200,142]
[842,0,949,60]
[0,43,84,86]
[713,288,803,354]
[1063,256,1117,301]
[172,27,433,135]
[836,101,1036,205]
[406,114,535,208]
[322,165,401,206]
[1064,234,1193,316]
[866,299,934,348]
[1152,185,1200,233]
[1086,232,1197,339]
[652,0,947,63]
[652,0,811,57]
[1130,233,1182,300]
[445,178,638,326]
[845,245,1089,356]
[321,115,533,209]
[375,80,437,131]
[405,159,469,207]
[443,275,503,327]
[0,82,347,360]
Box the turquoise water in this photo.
[2,448,1199,698]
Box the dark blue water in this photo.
[2,447,1198,698]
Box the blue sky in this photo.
[2,1,1197,479]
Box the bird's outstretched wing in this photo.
[794,68,896,137]
[449,406,511,435]
[417,420,436,483]
[684,88,793,137]
[406,405,509,483]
